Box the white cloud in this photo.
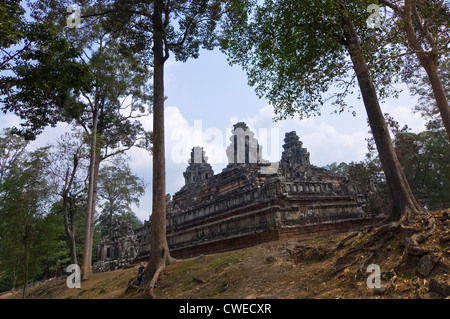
[230,104,371,167]
[166,106,228,167]
[301,122,368,166]
[382,102,426,133]
[132,105,231,221]
[0,113,21,130]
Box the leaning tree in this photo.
[379,0,450,142]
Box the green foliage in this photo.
[364,111,450,210]
[0,128,29,184]
[49,198,87,266]
[97,155,145,236]
[322,162,350,176]
[0,1,91,140]
[104,0,228,63]
[77,38,154,155]
[0,0,25,48]
[410,59,450,131]
[7,27,91,136]
[27,0,154,276]
[0,143,52,292]
[222,0,409,119]
[0,128,146,292]
[393,128,450,209]
[0,1,156,288]
[224,0,344,118]
[394,59,450,209]
[32,209,70,279]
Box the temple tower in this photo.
[183,146,214,185]
[281,131,310,166]
[226,122,264,164]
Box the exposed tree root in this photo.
[126,256,178,296]
[329,231,361,253]
[332,222,400,276]
[394,215,436,270]
[126,277,140,293]
[330,210,449,288]
[148,255,177,299]
[149,263,165,298]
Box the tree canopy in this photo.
[0,0,90,140]
[222,0,408,119]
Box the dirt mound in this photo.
[327,209,450,299]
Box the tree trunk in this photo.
[62,157,79,266]
[22,223,32,299]
[88,150,101,268]
[63,195,78,265]
[81,107,98,280]
[12,264,18,290]
[108,200,114,236]
[147,0,172,297]
[337,0,422,222]
[422,60,450,142]
[401,0,450,142]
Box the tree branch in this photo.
[402,0,426,58]
[378,0,401,12]
[101,136,145,161]
[81,10,117,19]
[423,0,445,31]
[0,44,30,69]
[411,0,425,32]
[81,8,153,22]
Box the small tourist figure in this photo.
[137,262,145,291]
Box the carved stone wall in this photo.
[93,219,140,272]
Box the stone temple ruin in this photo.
[93,219,140,272]
[94,122,383,270]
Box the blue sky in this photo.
[0,46,426,222]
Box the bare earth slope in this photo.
[1,210,449,299]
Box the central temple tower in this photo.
[226,122,265,165]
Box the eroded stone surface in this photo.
[93,219,140,272]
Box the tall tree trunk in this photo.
[63,195,78,265]
[147,0,172,298]
[88,150,101,268]
[12,263,18,290]
[401,0,450,142]
[69,206,77,265]
[108,199,114,236]
[337,0,422,222]
[81,107,98,280]
[62,156,80,266]
[22,223,31,299]
[422,60,450,142]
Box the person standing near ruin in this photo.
[137,262,145,291]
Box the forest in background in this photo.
[0,128,145,292]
